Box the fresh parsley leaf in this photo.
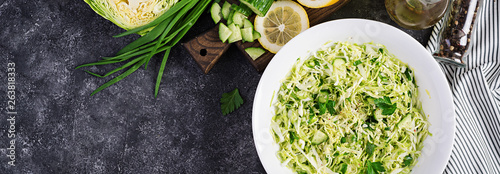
[318,102,326,115]
[378,48,384,54]
[326,100,335,115]
[220,88,244,115]
[341,137,346,143]
[404,67,412,81]
[289,131,299,144]
[371,162,386,172]
[353,60,362,66]
[381,105,397,115]
[366,161,375,174]
[403,155,413,167]
[366,142,376,156]
[366,161,386,174]
[340,163,348,174]
[374,96,397,115]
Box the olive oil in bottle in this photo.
[385,0,449,30]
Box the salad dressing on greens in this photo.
[271,41,429,174]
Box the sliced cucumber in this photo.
[241,27,254,42]
[317,90,329,103]
[245,47,265,60]
[333,58,346,67]
[311,130,328,145]
[397,113,412,129]
[232,3,253,16]
[227,23,242,43]
[210,3,222,24]
[227,10,235,24]
[221,1,232,20]
[333,58,347,77]
[243,18,253,28]
[240,0,274,17]
[232,11,246,26]
[252,30,261,40]
[219,23,232,43]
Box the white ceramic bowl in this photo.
[252,19,454,174]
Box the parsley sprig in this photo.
[220,88,244,115]
[366,161,386,174]
[374,96,397,115]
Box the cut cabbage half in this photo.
[84,0,178,35]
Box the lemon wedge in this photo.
[297,0,339,8]
[254,1,309,53]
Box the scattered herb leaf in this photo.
[366,142,376,156]
[289,131,299,144]
[220,88,244,115]
[353,60,362,66]
[366,161,385,174]
[371,162,386,173]
[318,102,326,115]
[404,66,412,81]
[403,155,413,167]
[326,100,335,115]
[340,163,348,174]
[374,96,397,115]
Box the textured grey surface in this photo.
[0,0,432,173]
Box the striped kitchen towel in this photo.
[426,0,500,173]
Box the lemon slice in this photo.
[297,0,339,8]
[254,1,309,53]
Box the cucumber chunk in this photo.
[232,3,253,16]
[221,1,232,20]
[311,130,328,145]
[333,58,347,76]
[252,30,261,40]
[243,18,253,28]
[227,23,242,43]
[397,114,412,130]
[333,58,346,67]
[232,11,246,26]
[240,0,274,17]
[219,23,232,43]
[227,11,235,24]
[241,27,254,42]
[245,47,265,60]
[210,3,222,24]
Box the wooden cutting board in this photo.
[183,0,351,74]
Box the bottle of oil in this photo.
[385,0,449,30]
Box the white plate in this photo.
[252,19,454,174]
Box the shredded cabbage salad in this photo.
[271,41,430,174]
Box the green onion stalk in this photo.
[78,0,213,97]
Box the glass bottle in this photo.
[432,0,484,67]
[385,0,450,30]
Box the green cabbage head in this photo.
[84,0,178,35]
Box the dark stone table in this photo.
[0,0,432,173]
